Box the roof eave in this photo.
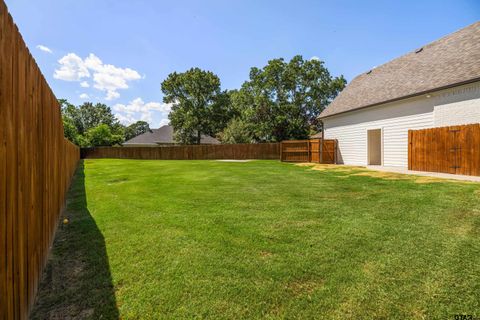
[319,77,480,120]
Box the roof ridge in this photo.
[320,21,480,118]
[359,21,480,78]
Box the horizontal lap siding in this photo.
[324,82,480,168]
[324,96,434,167]
[0,1,80,318]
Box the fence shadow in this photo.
[30,161,119,319]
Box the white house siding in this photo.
[323,98,434,167]
[434,82,480,127]
[323,81,480,167]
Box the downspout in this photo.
[319,120,324,164]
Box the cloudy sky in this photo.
[5,0,480,128]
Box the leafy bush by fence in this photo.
[0,2,80,318]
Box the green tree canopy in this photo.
[218,118,253,144]
[61,101,118,135]
[59,99,126,147]
[125,121,151,141]
[86,124,124,147]
[161,68,235,144]
[232,55,346,142]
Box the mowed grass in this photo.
[32,159,480,319]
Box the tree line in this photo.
[60,99,151,147]
[62,55,346,146]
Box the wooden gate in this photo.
[408,123,480,176]
[281,139,337,163]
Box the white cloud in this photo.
[115,113,136,125]
[54,53,90,81]
[105,90,120,101]
[113,98,172,114]
[310,56,320,61]
[80,81,90,88]
[54,53,141,100]
[113,98,172,126]
[36,45,53,53]
[158,118,170,127]
[79,93,90,99]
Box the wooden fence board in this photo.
[0,1,80,318]
[0,3,8,318]
[280,139,337,163]
[81,143,280,160]
[409,123,480,176]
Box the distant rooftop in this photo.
[123,125,220,145]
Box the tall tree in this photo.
[232,55,346,142]
[59,99,127,147]
[63,102,118,135]
[161,68,234,144]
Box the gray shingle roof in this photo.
[320,21,480,118]
[123,125,220,145]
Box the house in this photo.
[123,125,220,146]
[319,21,480,167]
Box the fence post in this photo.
[319,139,324,164]
[334,140,337,164]
[408,130,412,170]
[307,140,310,162]
[280,141,283,162]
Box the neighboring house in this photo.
[123,125,220,146]
[318,21,480,167]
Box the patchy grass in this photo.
[33,160,480,319]
[297,163,471,183]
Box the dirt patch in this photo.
[216,159,252,162]
[351,171,410,180]
[296,163,364,173]
[286,278,324,295]
[259,251,273,259]
[362,261,381,278]
[413,176,447,184]
[447,223,473,237]
[107,177,129,184]
[296,163,465,184]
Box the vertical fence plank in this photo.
[81,143,281,160]
[409,123,480,176]
[0,2,8,318]
[279,139,336,163]
[0,1,80,318]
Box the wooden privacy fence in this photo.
[280,139,337,163]
[81,143,280,160]
[409,123,480,176]
[0,2,80,319]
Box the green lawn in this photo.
[32,160,480,319]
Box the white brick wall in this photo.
[434,83,480,127]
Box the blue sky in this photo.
[5,0,480,128]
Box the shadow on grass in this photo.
[31,161,119,319]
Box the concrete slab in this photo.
[366,165,480,182]
[216,160,252,162]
